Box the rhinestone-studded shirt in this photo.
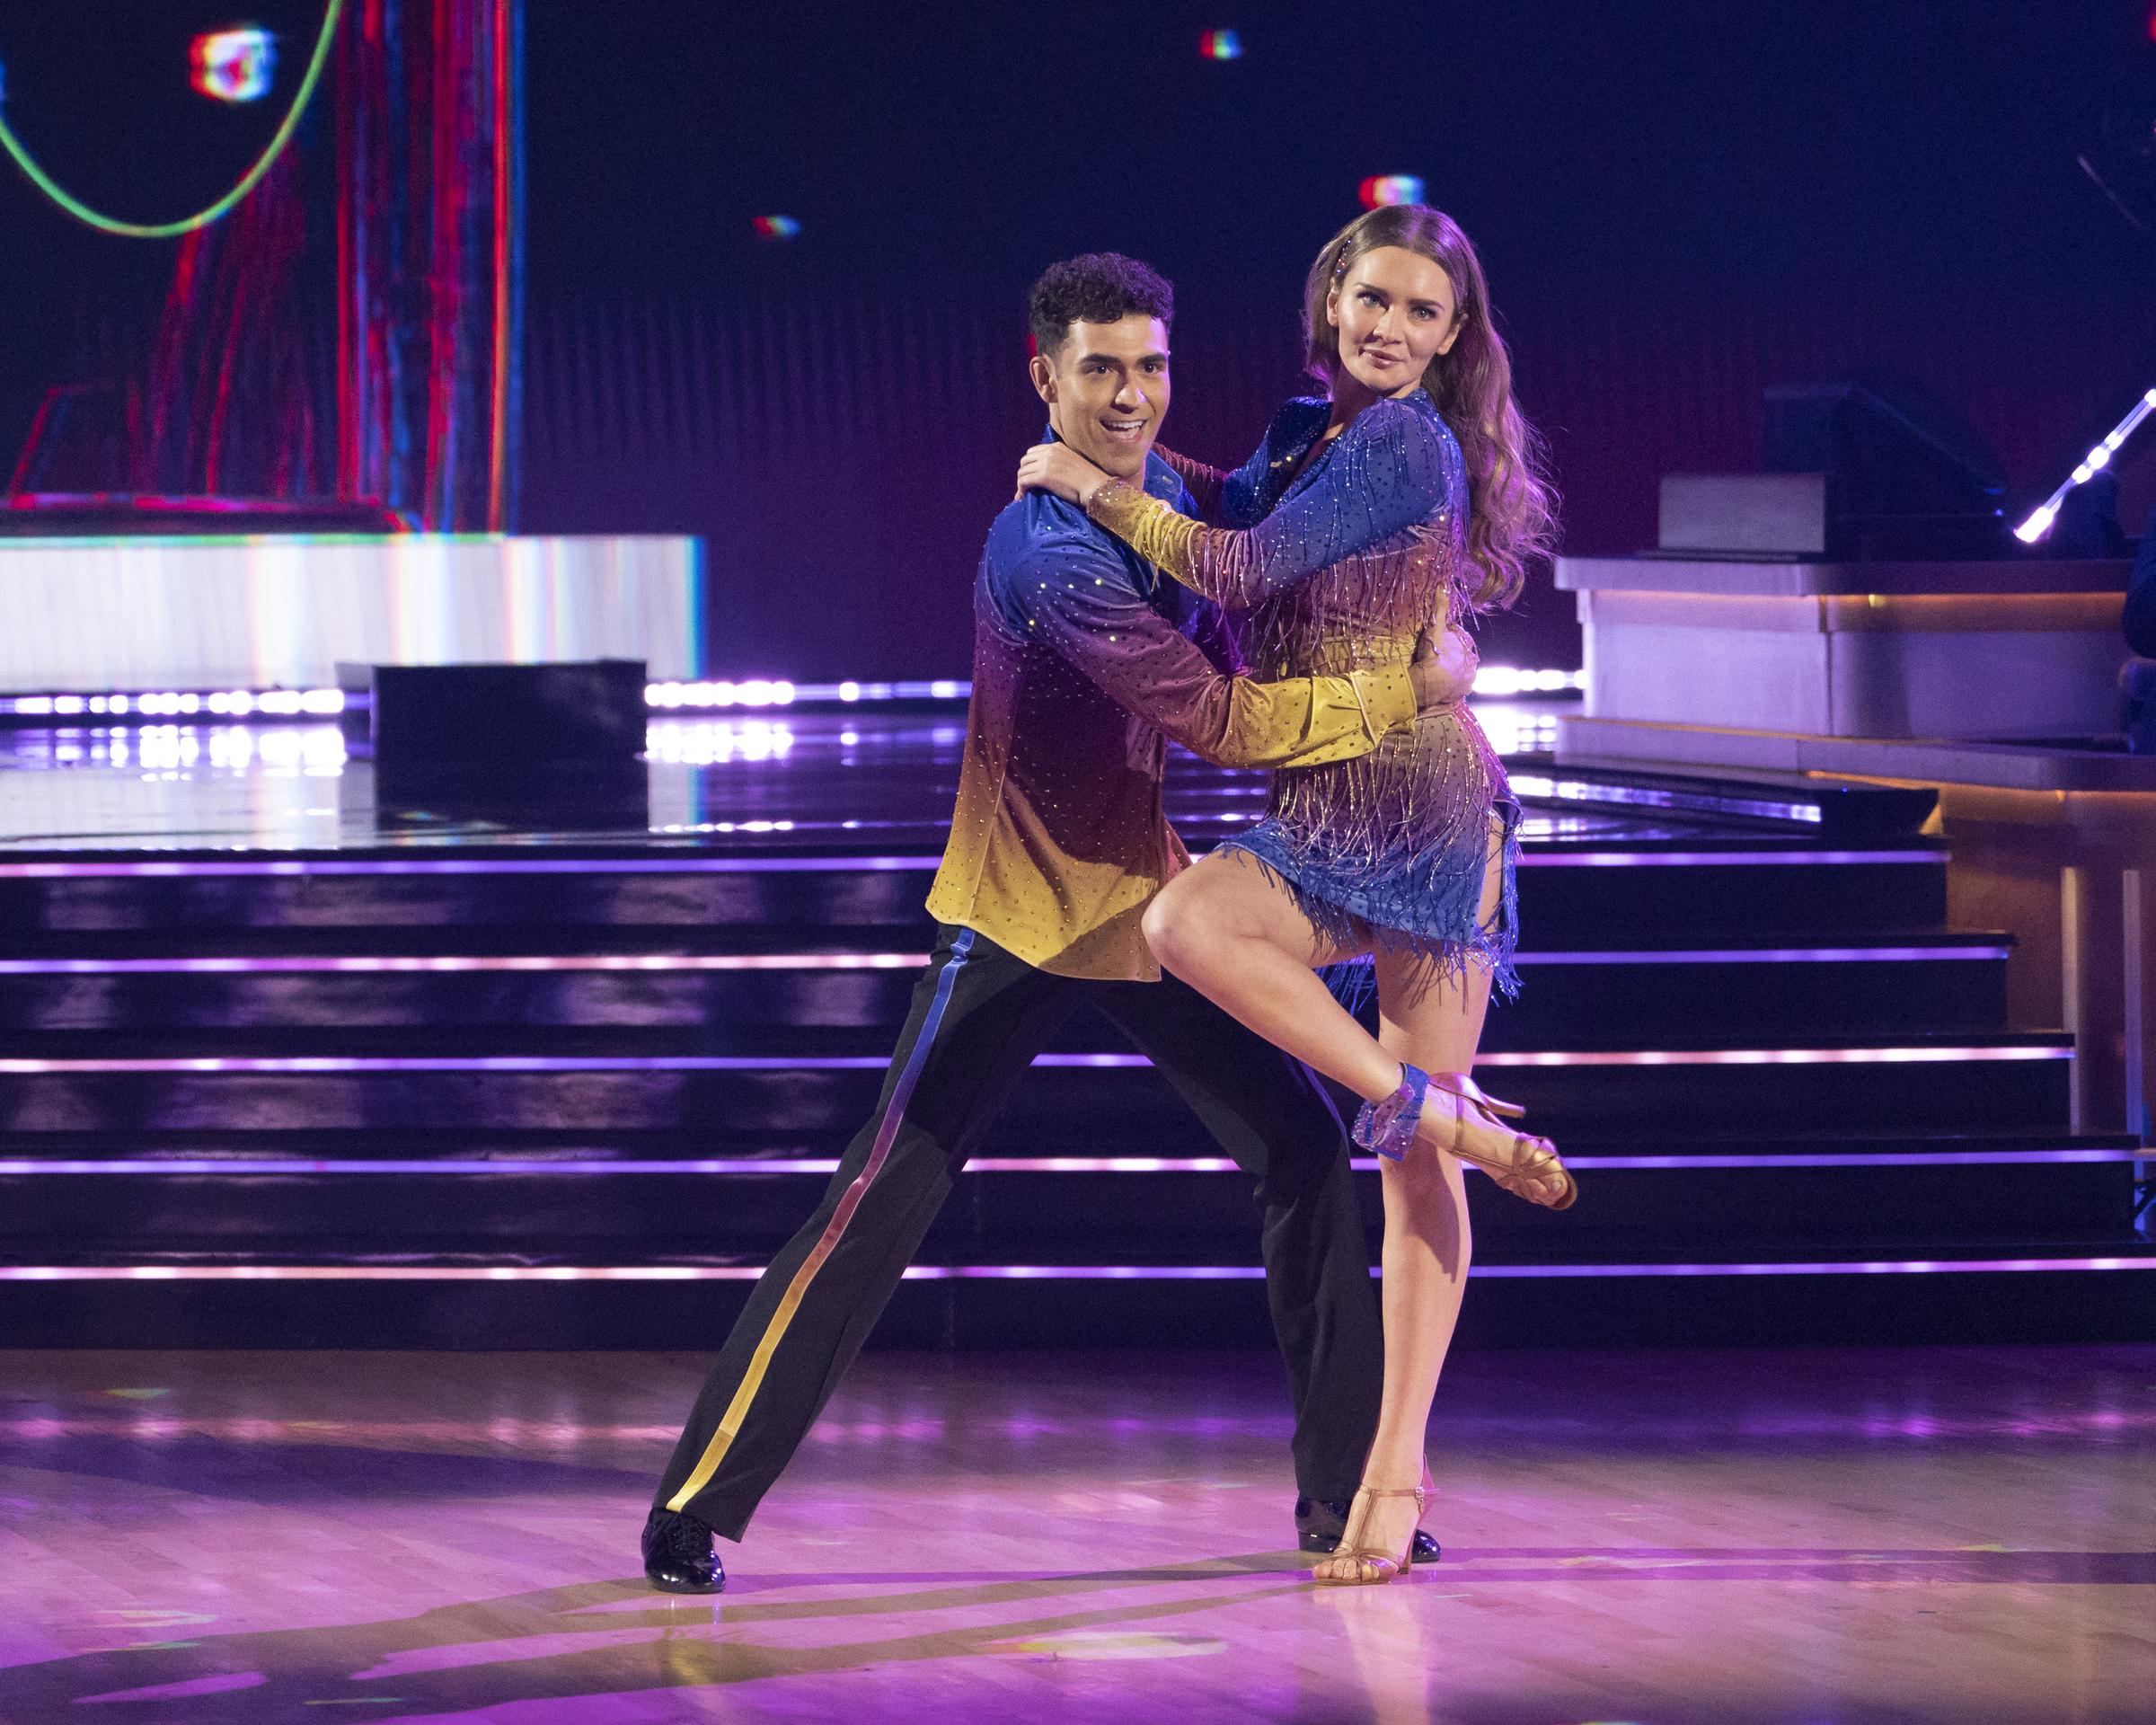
[1086,392,1515,972]
[925,440,1418,980]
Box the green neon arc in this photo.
[0,0,344,240]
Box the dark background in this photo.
[5,1,2156,676]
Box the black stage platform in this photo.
[0,701,2148,1349]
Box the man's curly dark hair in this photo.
[1027,252,1174,358]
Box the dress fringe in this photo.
[1220,795,1522,1013]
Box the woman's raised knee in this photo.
[1143,879,1218,976]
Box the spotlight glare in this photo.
[1359,173,1425,209]
[752,215,801,241]
[190,28,277,103]
[2013,505,2056,544]
[1199,28,1242,59]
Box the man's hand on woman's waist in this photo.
[1409,625,1479,714]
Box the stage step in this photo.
[3,1242,2150,1350]
[0,930,2012,1043]
[0,1031,2075,1134]
[0,782,2139,1349]
[1,1134,2136,1252]
[0,837,1950,940]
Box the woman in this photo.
[1016,204,1570,1584]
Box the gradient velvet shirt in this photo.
[926,442,1418,981]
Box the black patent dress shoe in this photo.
[642,1507,725,1593]
[1295,1495,1441,1564]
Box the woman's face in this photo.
[1327,245,1462,397]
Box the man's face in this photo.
[1029,314,1171,482]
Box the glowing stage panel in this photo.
[0,535,698,693]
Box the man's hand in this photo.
[1016,443,1115,507]
[1409,624,1478,713]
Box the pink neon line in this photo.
[3,1149,2134,1178]
[1520,851,1941,868]
[486,0,510,530]
[0,945,2008,976]
[0,858,948,878]
[1473,1046,2067,1067]
[0,954,934,975]
[0,1046,2069,1075]
[0,853,1940,880]
[0,1258,2147,1282]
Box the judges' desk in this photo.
[1556,553,2153,1140]
[0,534,699,693]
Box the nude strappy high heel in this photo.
[1421,1070,1577,1209]
[1312,1481,1427,1585]
[1423,1069,1577,1208]
[1353,1063,1577,1209]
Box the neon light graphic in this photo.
[190,29,278,102]
[0,1257,2146,1282]
[753,215,801,241]
[1359,174,1426,209]
[1199,30,1242,59]
[2014,386,2156,543]
[0,0,343,238]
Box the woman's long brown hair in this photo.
[1303,205,1557,609]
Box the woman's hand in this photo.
[1016,443,1116,508]
[1409,624,1478,713]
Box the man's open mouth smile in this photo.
[1100,417,1149,443]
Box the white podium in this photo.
[0,534,699,693]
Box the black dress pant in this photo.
[653,923,1383,1539]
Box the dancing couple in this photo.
[642,203,1569,1595]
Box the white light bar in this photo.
[0,688,345,719]
[2014,387,2156,544]
[0,670,1584,722]
[1469,666,1586,697]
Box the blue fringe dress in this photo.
[1085,388,1520,995]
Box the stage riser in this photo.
[0,958,2010,1044]
[0,860,1948,941]
[0,1056,2072,1135]
[2,1163,2131,1251]
[4,1270,2150,1350]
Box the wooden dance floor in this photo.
[2,1345,2151,1723]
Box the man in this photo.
[642,252,1470,1591]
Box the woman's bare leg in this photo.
[1144,833,1513,1577]
[1142,850,1401,1103]
[1312,829,1507,1579]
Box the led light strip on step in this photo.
[2,1147,2137,1176]
[0,850,1947,877]
[0,1046,2072,1074]
[0,942,2012,974]
[1509,773,1826,826]
[0,1257,2149,1281]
